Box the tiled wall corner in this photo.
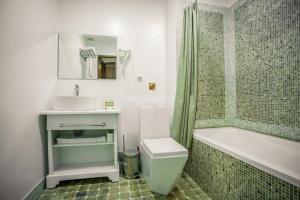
[176,0,299,139]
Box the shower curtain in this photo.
[171,4,198,149]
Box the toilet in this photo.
[139,106,188,195]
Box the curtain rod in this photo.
[192,0,197,7]
[184,0,198,10]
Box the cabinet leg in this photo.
[46,176,59,189]
[109,172,120,182]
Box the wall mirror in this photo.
[58,33,117,80]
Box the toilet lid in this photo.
[142,138,188,158]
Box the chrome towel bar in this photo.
[59,122,106,127]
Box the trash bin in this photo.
[122,149,140,179]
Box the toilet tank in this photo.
[139,106,170,141]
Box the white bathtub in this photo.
[193,127,300,188]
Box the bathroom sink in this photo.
[53,96,96,111]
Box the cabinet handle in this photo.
[59,122,106,127]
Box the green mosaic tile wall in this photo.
[186,139,300,200]
[196,10,226,120]
[234,0,300,136]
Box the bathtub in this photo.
[193,127,300,188]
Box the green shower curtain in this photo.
[171,5,198,149]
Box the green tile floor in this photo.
[38,173,210,200]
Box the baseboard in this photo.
[23,177,45,200]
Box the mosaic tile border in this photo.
[194,119,229,128]
[233,120,300,141]
[186,139,300,200]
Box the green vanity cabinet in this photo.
[41,110,120,188]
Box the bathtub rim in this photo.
[193,127,300,188]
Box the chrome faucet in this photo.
[74,84,79,96]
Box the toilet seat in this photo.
[141,138,188,158]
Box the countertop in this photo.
[40,109,121,115]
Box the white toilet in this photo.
[139,106,188,195]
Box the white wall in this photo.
[166,0,178,124]
[59,33,86,79]
[54,0,168,149]
[0,0,58,199]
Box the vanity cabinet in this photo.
[41,110,120,188]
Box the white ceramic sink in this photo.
[53,96,96,111]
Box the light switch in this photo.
[149,83,156,91]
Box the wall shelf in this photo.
[52,161,115,176]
